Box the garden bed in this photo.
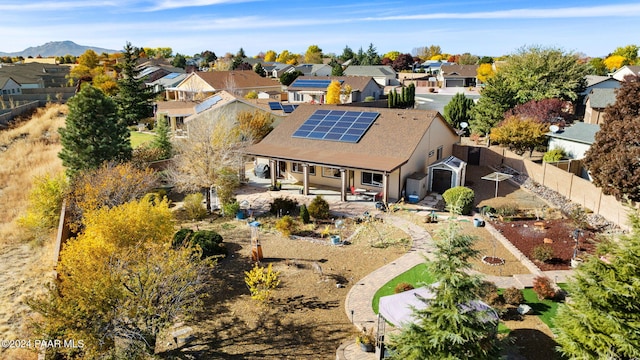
[492,219,599,271]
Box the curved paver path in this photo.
[339,213,574,360]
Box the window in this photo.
[436,146,443,160]
[362,172,383,187]
[322,167,342,178]
[292,162,315,175]
[293,92,304,102]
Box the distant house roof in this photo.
[295,64,331,76]
[612,65,640,81]
[148,72,188,88]
[440,64,478,78]
[0,76,20,88]
[547,122,600,145]
[343,65,396,77]
[288,76,380,92]
[186,70,280,91]
[246,105,454,173]
[585,75,611,87]
[587,88,617,109]
[0,63,69,87]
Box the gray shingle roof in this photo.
[588,88,617,109]
[547,122,600,145]
[344,65,396,77]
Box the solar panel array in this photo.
[292,110,379,143]
[194,95,223,113]
[268,102,298,113]
[291,79,343,88]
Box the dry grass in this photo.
[0,104,66,360]
[0,104,67,245]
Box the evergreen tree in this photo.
[444,93,475,129]
[470,72,517,135]
[59,84,131,176]
[555,211,640,359]
[115,42,155,126]
[332,63,344,76]
[339,45,355,62]
[408,83,416,107]
[172,53,187,69]
[584,74,640,202]
[253,62,266,77]
[150,117,172,160]
[389,219,500,359]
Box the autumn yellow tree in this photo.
[325,80,342,104]
[304,45,323,64]
[264,50,277,62]
[490,116,548,155]
[29,198,212,358]
[67,162,158,231]
[476,63,495,83]
[604,54,629,71]
[383,51,401,61]
[236,110,274,143]
[18,172,68,243]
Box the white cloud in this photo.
[144,0,258,12]
[0,1,119,11]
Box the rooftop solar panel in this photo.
[268,102,283,110]
[292,79,343,88]
[291,110,379,143]
[282,104,298,113]
[194,95,223,113]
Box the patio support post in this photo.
[302,164,309,195]
[340,168,347,202]
[269,159,276,187]
[382,172,389,203]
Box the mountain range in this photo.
[0,41,119,58]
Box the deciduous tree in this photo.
[325,80,342,104]
[264,50,277,62]
[304,45,323,64]
[588,57,608,76]
[29,198,211,358]
[499,46,588,103]
[476,63,495,83]
[489,116,548,155]
[603,54,628,71]
[504,98,571,125]
[612,44,639,63]
[555,210,640,359]
[584,74,640,201]
[58,84,131,176]
[391,53,414,72]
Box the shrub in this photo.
[532,276,557,300]
[307,195,330,220]
[183,192,207,220]
[364,96,375,102]
[394,282,415,294]
[172,228,194,249]
[503,287,524,305]
[532,244,554,263]
[442,186,475,215]
[299,204,310,224]
[222,201,240,218]
[495,204,519,217]
[478,281,503,306]
[543,148,566,162]
[269,197,299,216]
[191,229,226,258]
[244,263,281,302]
[275,215,296,237]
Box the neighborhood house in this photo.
[246,105,460,203]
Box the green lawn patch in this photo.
[520,284,567,329]
[130,131,155,148]
[372,263,435,314]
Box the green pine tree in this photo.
[114,42,155,126]
[444,93,475,129]
[150,117,172,160]
[58,84,132,176]
[389,218,500,359]
[402,86,407,107]
[554,211,640,359]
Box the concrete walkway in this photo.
[338,213,574,360]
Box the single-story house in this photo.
[287,76,382,104]
[149,72,189,98]
[547,122,600,160]
[343,65,399,86]
[0,63,69,89]
[166,70,282,101]
[0,76,22,96]
[295,64,332,77]
[583,88,617,125]
[245,105,460,203]
[263,62,294,78]
[437,64,478,88]
[580,75,620,96]
[417,60,455,75]
[611,65,640,81]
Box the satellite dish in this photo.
[460,122,469,129]
[549,125,560,133]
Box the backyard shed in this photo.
[428,156,467,193]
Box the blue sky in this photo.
[2,0,640,58]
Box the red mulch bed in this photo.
[492,219,599,271]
